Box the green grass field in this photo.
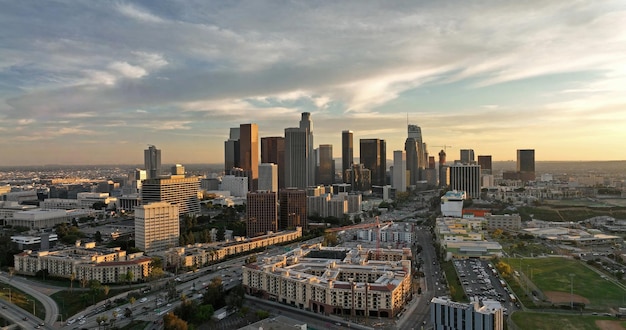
[511,311,626,330]
[504,257,626,309]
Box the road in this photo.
[0,272,59,326]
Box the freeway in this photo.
[0,272,59,326]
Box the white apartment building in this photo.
[258,163,278,192]
[135,202,180,254]
[430,297,503,330]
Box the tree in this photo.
[216,227,226,242]
[129,296,136,306]
[70,272,76,292]
[322,232,338,247]
[125,270,134,288]
[94,231,103,243]
[164,312,188,330]
[192,304,214,324]
[496,261,513,277]
[225,285,245,308]
[124,307,133,319]
[103,285,110,298]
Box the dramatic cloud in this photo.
[0,0,625,165]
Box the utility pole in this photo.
[569,273,575,310]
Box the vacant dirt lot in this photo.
[544,290,590,304]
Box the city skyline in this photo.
[1,1,625,165]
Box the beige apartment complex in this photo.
[14,242,151,284]
[135,202,180,254]
[242,244,412,318]
[162,227,302,269]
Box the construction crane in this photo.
[432,145,453,151]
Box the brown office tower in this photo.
[342,130,353,182]
[279,188,307,230]
[240,123,259,191]
[428,156,436,169]
[360,138,386,186]
[477,155,492,174]
[517,149,535,182]
[246,191,278,237]
[261,136,285,188]
[317,144,335,185]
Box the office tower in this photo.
[408,124,422,142]
[258,163,278,192]
[428,156,435,169]
[517,149,535,181]
[360,139,386,186]
[171,164,185,176]
[317,144,335,185]
[141,176,200,216]
[246,191,278,237]
[392,150,407,192]
[125,169,146,194]
[342,130,354,182]
[144,145,161,179]
[448,164,481,199]
[345,163,372,191]
[261,137,285,188]
[279,188,307,230]
[284,127,308,189]
[439,150,448,188]
[239,123,259,191]
[299,112,315,187]
[405,138,419,186]
[477,155,492,175]
[135,202,179,253]
[460,149,475,164]
[220,175,248,197]
[224,127,240,172]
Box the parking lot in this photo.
[453,259,520,316]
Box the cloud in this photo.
[115,2,164,23]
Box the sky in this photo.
[1,1,625,166]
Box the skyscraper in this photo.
[258,163,278,192]
[517,149,535,181]
[261,136,285,188]
[299,112,315,187]
[284,127,308,189]
[317,144,335,185]
[477,155,492,174]
[438,150,448,188]
[224,127,240,172]
[405,138,419,185]
[342,130,353,182]
[392,150,407,192]
[360,139,386,186]
[448,164,481,199]
[144,145,161,179]
[141,175,200,216]
[279,188,307,230]
[239,124,259,191]
[135,202,179,253]
[460,149,475,164]
[246,191,278,237]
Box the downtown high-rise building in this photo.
[261,136,285,188]
[317,144,335,185]
[405,137,419,186]
[517,149,535,182]
[448,163,481,199]
[392,150,407,192]
[239,124,259,191]
[439,149,448,188]
[141,175,200,216]
[224,127,240,172]
[284,127,308,189]
[258,163,278,192]
[341,130,353,182]
[246,191,278,237]
[460,149,475,164]
[360,138,386,186]
[144,145,161,179]
[279,188,307,230]
[477,155,492,174]
[299,112,315,187]
[345,163,371,191]
[135,202,179,254]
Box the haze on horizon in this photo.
[1,1,625,166]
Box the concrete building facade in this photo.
[135,202,180,254]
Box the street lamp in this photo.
[3,288,10,303]
[26,298,35,315]
[569,274,575,310]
